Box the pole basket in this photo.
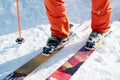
[16,38,25,44]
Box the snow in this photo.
[0,0,120,80]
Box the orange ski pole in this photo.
[15,0,24,44]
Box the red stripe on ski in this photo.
[46,47,95,80]
[68,50,94,66]
[68,56,80,66]
[77,50,94,61]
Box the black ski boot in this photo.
[42,24,75,56]
[42,36,67,56]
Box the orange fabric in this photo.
[44,0,69,38]
[91,0,112,33]
[44,0,112,38]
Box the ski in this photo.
[46,31,112,80]
[2,34,76,80]
[2,23,89,80]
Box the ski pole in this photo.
[15,0,24,44]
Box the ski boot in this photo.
[42,36,68,56]
[85,31,106,50]
[42,24,75,56]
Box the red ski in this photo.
[46,46,95,80]
[46,31,112,80]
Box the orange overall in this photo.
[44,0,112,38]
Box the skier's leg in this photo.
[85,0,112,50]
[44,0,70,38]
[91,0,112,33]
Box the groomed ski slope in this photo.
[0,0,120,80]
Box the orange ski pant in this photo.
[44,0,112,38]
